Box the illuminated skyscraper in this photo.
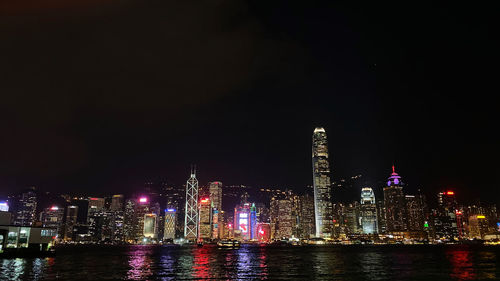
[198,197,212,240]
[13,189,37,226]
[209,181,222,212]
[88,197,105,212]
[434,191,459,240]
[234,203,252,241]
[123,199,136,242]
[405,194,425,232]
[257,223,271,242]
[312,127,333,238]
[135,197,150,240]
[164,209,176,240]
[298,194,315,239]
[270,196,293,240]
[143,213,157,239]
[64,205,78,241]
[110,194,124,211]
[40,206,65,238]
[209,181,223,239]
[184,167,199,240]
[383,166,408,232]
[360,187,378,234]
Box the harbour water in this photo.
[1,244,500,280]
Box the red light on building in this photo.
[50,206,59,211]
[228,224,232,229]
[333,219,337,223]
[446,191,454,195]
[201,198,209,203]
[259,229,265,235]
[139,197,148,203]
[456,211,462,215]
[90,198,99,201]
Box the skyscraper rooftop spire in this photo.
[190,164,196,176]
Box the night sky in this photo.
[0,2,498,204]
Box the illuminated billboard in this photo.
[239,217,248,233]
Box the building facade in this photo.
[383,166,407,232]
[184,168,199,240]
[360,187,378,234]
[312,127,333,238]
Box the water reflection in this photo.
[127,246,154,280]
[31,258,46,280]
[235,245,267,280]
[358,251,388,280]
[192,247,211,279]
[447,248,475,280]
[1,245,500,280]
[157,246,177,280]
[1,258,27,280]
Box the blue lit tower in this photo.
[312,127,333,238]
[250,203,257,239]
[184,166,199,240]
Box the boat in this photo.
[217,239,240,248]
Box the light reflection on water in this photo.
[0,245,500,280]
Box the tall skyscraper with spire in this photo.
[184,166,199,240]
[383,165,408,232]
[312,127,333,238]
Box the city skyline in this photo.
[1,2,498,279]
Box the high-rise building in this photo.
[112,210,124,242]
[88,210,115,242]
[312,127,333,238]
[64,205,78,241]
[468,214,489,239]
[209,182,223,212]
[212,208,220,240]
[184,168,199,240]
[13,190,37,226]
[298,194,315,239]
[123,199,136,242]
[270,196,293,240]
[40,206,65,238]
[198,197,212,241]
[360,187,378,234]
[405,195,425,232]
[234,203,253,241]
[143,213,157,239]
[256,223,271,242]
[433,191,459,240]
[88,197,105,213]
[383,166,407,232]
[110,195,124,211]
[250,203,257,239]
[135,197,150,240]
[344,202,361,235]
[376,200,387,234]
[209,181,223,239]
[164,208,176,240]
